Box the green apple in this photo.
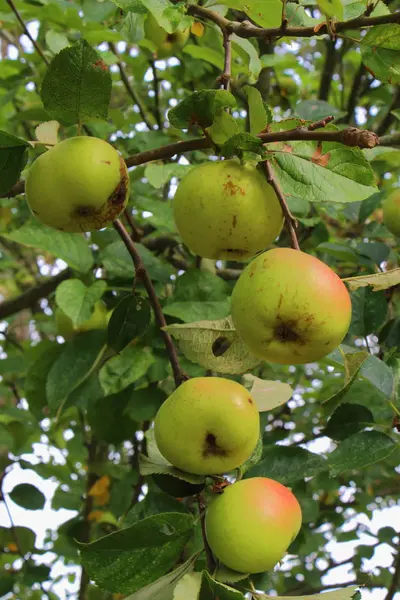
[383,190,400,237]
[154,377,260,475]
[231,247,352,364]
[26,137,129,232]
[205,477,302,573]
[173,159,284,260]
[55,301,108,339]
[144,13,190,59]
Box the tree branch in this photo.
[380,132,400,147]
[188,5,400,39]
[375,87,400,137]
[0,268,71,320]
[113,219,187,388]
[384,536,400,600]
[263,161,300,251]
[318,39,337,101]
[2,121,381,200]
[109,42,153,130]
[219,30,232,91]
[5,0,49,65]
[150,60,163,130]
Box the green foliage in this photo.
[0,0,399,599]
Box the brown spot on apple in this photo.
[203,433,228,458]
[223,180,245,196]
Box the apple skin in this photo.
[383,190,400,237]
[55,301,108,340]
[144,13,190,59]
[26,137,129,233]
[173,160,284,261]
[205,477,302,573]
[154,377,260,475]
[231,247,352,365]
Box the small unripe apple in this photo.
[26,137,129,232]
[231,248,352,364]
[205,477,302,573]
[55,301,108,339]
[173,160,283,260]
[144,13,190,59]
[154,377,260,475]
[383,190,400,237]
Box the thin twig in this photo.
[109,42,153,130]
[6,0,49,65]
[263,161,300,251]
[113,219,187,388]
[188,4,400,39]
[150,60,163,130]
[220,30,232,91]
[124,209,143,242]
[197,493,215,573]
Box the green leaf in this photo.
[125,554,200,600]
[100,241,173,282]
[164,317,261,375]
[107,295,151,353]
[206,110,240,146]
[322,351,369,416]
[144,163,192,189]
[199,571,245,600]
[361,24,400,85]
[243,374,293,412]
[173,571,202,600]
[88,388,138,444]
[55,279,107,327]
[41,39,112,125]
[163,300,230,323]
[231,36,262,81]
[80,513,194,594]
[0,131,28,196]
[328,430,396,476]
[273,146,377,204]
[324,403,374,441]
[263,586,360,600]
[99,346,155,395]
[168,90,236,129]
[245,445,327,483]
[295,100,346,121]
[221,133,264,160]
[220,0,281,28]
[4,219,94,272]
[183,44,224,71]
[45,30,70,54]
[243,86,269,135]
[124,387,166,422]
[9,483,46,510]
[46,330,107,411]
[317,0,343,19]
[0,572,14,597]
[0,526,36,555]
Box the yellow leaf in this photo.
[7,542,18,553]
[88,510,105,522]
[94,490,110,506]
[343,268,400,291]
[35,120,60,147]
[191,22,204,37]
[88,475,111,497]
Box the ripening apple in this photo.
[25,137,129,232]
[205,477,302,573]
[55,301,109,340]
[173,159,284,260]
[144,13,190,59]
[154,377,260,475]
[383,190,400,237]
[231,247,352,364]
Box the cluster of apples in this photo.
[154,377,302,574]
[174,159,353,364]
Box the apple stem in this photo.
[263,161,301,251]
[113,218,188,388]
[197,493,216,573]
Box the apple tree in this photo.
[0,0,400,599]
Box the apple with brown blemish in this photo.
[383,190,400,237]
[26,137,129,232]
[205,477,302,573]
[154,377,260,475]
[231,247,352,364]
[173,159,284,260]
